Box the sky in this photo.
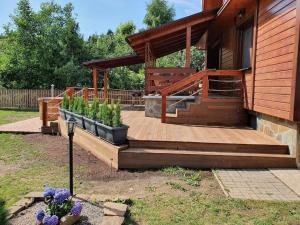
[0,0,202,38]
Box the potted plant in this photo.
[83,98,99,135]
[95,101,129,145]
[59,93,69,120]
[35,187,82,225]
[71,97,85,129]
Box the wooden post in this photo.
[104,69,108,100]
[93,67,98,98]
[161,95,167,123]
[66,87,74,98]
[202,75,209,98]
[83,87,89,102]
[42,101,48,127]
[185,26,191,68]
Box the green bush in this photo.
[0,199,8,225]
[112,101,122,127]
[68,97,74,112]
[77,97,85,115]
[88,98,99,120]
[101,100,112,126]
[61,93,69,110]
[97,104,103,122]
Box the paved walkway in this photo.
[215,169,300,201]
[0,117,41,134]
[270,169,300,196]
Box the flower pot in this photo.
[83,117,98,136]
[65,110,73,121]
[72,113,85,129]
[60,214,81,225]
[59,108,67,120]
[95,122,129,145]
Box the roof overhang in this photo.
[126,8,219,58]
[83,54,144,69]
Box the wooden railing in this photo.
[146,67,196,94]
[160,70,244,123]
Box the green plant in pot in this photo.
[71,97,85,129]
[83,98,99,135]
[95,99,129,145]
[60,93,70,120]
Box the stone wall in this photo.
[256,113,300,166]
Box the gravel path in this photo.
[10,200,103,225]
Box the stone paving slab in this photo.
[215,169,300,201]
[270,169,300,197]
[0,117,41,133]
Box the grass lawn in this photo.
[0,111,299,225]
[0,110,39,125]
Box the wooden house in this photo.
[55,0,300,169]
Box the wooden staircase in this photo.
[160,70,247,126]
[166,98,247,126]
[119,139,296,169]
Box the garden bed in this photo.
[9,200,103,225]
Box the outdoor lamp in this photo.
[67,116,76,136]
[66,116,76,196]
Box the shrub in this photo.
[72,97,79,113]
[61,93,69,110]
[0,199,8,225]
[77,97,85,115]
[88,98,99,120]
[97,104,103,122]
[112,101,122,127]
[68,97,74,112]
[101,100,112,126]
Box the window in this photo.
[237,20,253,69]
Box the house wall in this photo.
[254,0,297,120]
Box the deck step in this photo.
[119,148,297,169]
[128,140,289,155]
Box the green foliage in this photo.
[46,198,73,219]
[101,100,112,126]
[112,101,122,127]
[144,0,175,28]
[88,98,99,120]
[61,93,69,110]
[0,199,8,225]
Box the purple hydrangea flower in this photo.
[44,186,56,198]
[35,208,45,222]
[42,214,59,225]
[54,188,71,204]
[71,201,82,216]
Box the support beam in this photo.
[104,69,109,100]
[185,26,191,68]
[93,67,98,98]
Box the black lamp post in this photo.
[67,116,76,196]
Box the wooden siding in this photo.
[254,0,297,120]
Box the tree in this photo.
[143,0,175,28]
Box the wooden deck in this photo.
[119,111,296,169]
[58,112,296,170]
[122,111,283,146]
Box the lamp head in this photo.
[67,116,76,135]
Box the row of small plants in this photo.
[60,94,128,145]
[61,94,122,127]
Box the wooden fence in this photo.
[0,88,145,109]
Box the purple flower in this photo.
[35,208,45,222]
[42,214,59,225]
[71,201,82,216]
[44,186,56,198]
[54,189,71,204]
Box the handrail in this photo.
[160,70,244,123]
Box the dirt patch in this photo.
[23,134,224,199]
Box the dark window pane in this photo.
[242,25,253,68]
